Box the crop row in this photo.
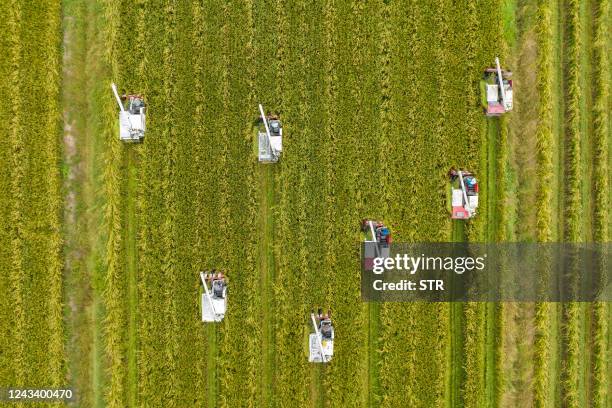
[563,0,582,243]
[533,0,556,406]
[0,0,25,387]
[221,0,262,405]
[367,1,392,403]
[133,1,187,406]
[182,3,215,405]
[0,0,65,390]
[144,0,179,405]
[562,0,584,406]
[378,0,443,405]
[591,302,608,408]
[249,2,280,405]
[0,0,13,386]
[274,0,333,404]
[455,2,497,397]
[183,2,223,405]
[590,0,609,406]
[459,0,488,404]
[101,0,128,402]
[592,0,609,242]
[40,0,65,387]
[102,0,170,406]
[535,0,555,242]
[282,0,332,405]
[321,1,371,404]
[0,0,23,388]
[462,0,507,405]
[483,0,507,403]
[194,2,231,406]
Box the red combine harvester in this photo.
[480,57,513,116]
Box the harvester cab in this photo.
[257,103,283,163]
[480,57,513,116]
[309,309,334,363]
[449,169,479,220]
[361,219,392,259]
[111,83,146,142]
[200,271,227,323]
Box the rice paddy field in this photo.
[0,0,609,407]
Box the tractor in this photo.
[480,57,513,116]
[111,83,146,142]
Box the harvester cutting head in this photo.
[258,104,283,163]
[111,83,146,142]
[200,270,227,322]
[309,309,334,363]
[449,169,479,219]
[480,57,513,116]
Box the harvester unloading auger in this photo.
[449,169,479,220]
[199,271,227,322]
[257,103,283,163]
[480,57,513,116]
[111,83,146,142]
[308,309,334,363]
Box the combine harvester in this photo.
[257,104,283,163]
[449,169,479,220]
[308,309,334,363]
[361,219,392,258]
[480,57,513,116]
[199,271,227,323]
[111,83,146,142]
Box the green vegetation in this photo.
[592,0,609,242]
[563,0,582,243]
[533,0,555,406]
[535,0,555,242]
[0,1,608,407]
[0,0,65,391]
[591,0,609,404]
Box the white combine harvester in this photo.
[111,83,146,142]
[480,57,513,116]
[309,309,334,363]
[199,271,227,323]
[257,104,283,163]
[361,219,392,259]
[449,169,479,220]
